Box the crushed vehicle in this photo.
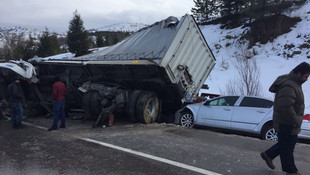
[0,14,216,125]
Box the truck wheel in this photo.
[89,91,101,117]
[127,90,142,122]
[83,91,101,118]
[136,92,159,124]
[82,92,91,117]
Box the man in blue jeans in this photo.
[7,76,24,129]
[260,62,310,175]
[48,76,67,131]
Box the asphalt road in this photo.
[1,116,310,175]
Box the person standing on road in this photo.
[48,76,67,131]
[260,62,310,175]
[7,76,24,128]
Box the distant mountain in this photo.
[88,23,148,33]
[0,26,66,48]
[0,23,148,48]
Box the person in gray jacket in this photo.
[260,62,310,175]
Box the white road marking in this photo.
[79,137,222,175]
[23,122,48,130]
[23,121,222,175]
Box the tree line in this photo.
[192,0,306,27]
[0,10,130,61]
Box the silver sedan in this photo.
[175,95,310,141]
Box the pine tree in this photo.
[37,29,61,57]
[96,33,104,47]
[221,0,244,17]
[67,10,89,57]
[23,36,37,60]
[191,0,218,22]
[219,0,245,27]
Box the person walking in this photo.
[48,76,67,131]
[260,62,310,175]
[7,76,24,129]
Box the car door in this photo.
[196,96,239,129]
[231,96,273,132]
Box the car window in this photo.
[208,96,239,106]
[239,97,273,108]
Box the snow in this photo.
[28,53,75,62]
[89,23,148,33]
[200,1,310,114]
[3,1,310,114]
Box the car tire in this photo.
[136,91,160,124]
[179,111,194,128]
[262,124,278,141]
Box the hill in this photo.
[0,23,147,48]
[88,23,148,33]
[201,0,310,113]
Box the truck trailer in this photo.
[0,14,216,124]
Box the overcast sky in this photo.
[0,0,195,33]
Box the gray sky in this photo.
[0,0,195,33]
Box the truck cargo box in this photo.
[39,14,216,103]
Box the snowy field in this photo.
[201,1,310,113]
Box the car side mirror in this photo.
[203,101,210,106]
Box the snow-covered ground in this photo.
[201,1,310,113]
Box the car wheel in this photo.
[262,124,278,141]
[179,111,194,128]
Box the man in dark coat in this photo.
[261,62,310,175]
[48,76,67,131]
[7,76,24,128]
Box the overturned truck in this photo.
[0,14,216,124]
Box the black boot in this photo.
[59,125,66,128]
[48,126,58,131]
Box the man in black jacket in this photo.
[260,62,310,175]
[7,76,24,128]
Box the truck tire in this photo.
[83,91,101,119]
[82,92,91,117]
[127,90,142,122]
[136,92,160,124]
[89,91,101,117]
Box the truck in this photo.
[0,14,216,125]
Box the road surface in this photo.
[1,116,309,175]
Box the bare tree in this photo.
[0,32,37,61]
[0,32,24,60]
[222,53,262,96]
